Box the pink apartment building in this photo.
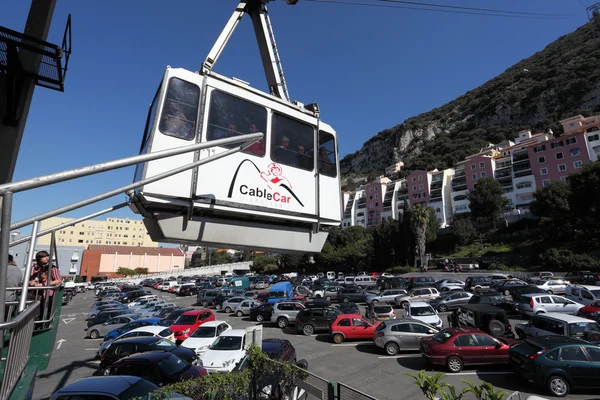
[464,156,495,189]
[365,180,384,226]
[407,170,430,206]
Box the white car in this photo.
[404,301,443,329]
[199,329,249,373]
[380,273,394,278]
[180,321,231,356]
[536,280,569,295]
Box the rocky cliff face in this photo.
[340,21,600,181]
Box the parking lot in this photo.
[33,278,596,400]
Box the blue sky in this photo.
[2,0,587,234]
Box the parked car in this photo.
[508,285,548,302]
[157,308,194,327]
[464,276,492,292]
[563,271,595,285]
[196,289,223,307]
[338,288,369,303]
[374,320,439,355]
[103,318,163,341]
[234,299,261,317]
[448,304,514,338]
[170,309,216,343]
[491,279,528,296]
[409,277,437,290]
[577,300,600,319]
[334,302,360,315]
[404,301,443,329]
[323,286,343,302]
[97,325,175,359]
[436,279,465,291]
[566,285,600,306]
[536,280,569,295]
[468,291,517,314]
[509,335,600,397]
[250,302,274,323]
[364,303,396,322]
[329,314,379,344]
[353,276,378,289]
[515,313,600,344]
[429,291,473,312]
[86,310,130,328]
[86,314,142,339]
[271,301,305,328]
[516,293,582,316]
[421,327,517,372]
[110,351,206,385]
[394,287,440,307]
[366,289,408,305]
[198,329,250,373]
[180,321,232,357]
[380,276,409,290]
[295,307,341,335]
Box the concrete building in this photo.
[37,216,158,247]
[385,162,404,177]
[80,245,185,281]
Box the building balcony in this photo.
[451,184,468,192]
[503,187,514,193]
[383,206,392,212]
[454,170,466,178]
[512,154,529,163]
[496,163,512,170]
[495,170,512,179]
[430,181,443,190]
[429,196,442,203]
[514,170,532,178]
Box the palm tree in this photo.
[410,204,430,269]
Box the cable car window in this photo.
[207,91,267,157]
[134,85,161,183]
[158,78,200,141]
[318,131,337,177]
[271,113,314,170]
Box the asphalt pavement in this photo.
[32,277,596,400]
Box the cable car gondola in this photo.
[130,0,341,253]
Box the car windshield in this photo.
[158,354,189,376]
[174,315,197,325]
[210,336,243,350]
[191,326,216,338]
[569,322,600,338]
[592,290,600,298]
[150,339,176,351]
[432,330,451,343]
[411,306,435,316]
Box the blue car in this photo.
[104,317,162,341]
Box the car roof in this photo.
[408,301,430,307]
[527,335,590,348]
[128,326,167,334]
[533,313,596,323]
[200,320,227,327]
[223,329,246,337]
[54,376,150,395]
[113,336,163,345]
[459,304,505,312]
[262,338,290,353]
[117,351,172,363]
[182,309,209,316]
[444,327,481,334]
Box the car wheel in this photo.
[488,320,505,337]
[400,301,408,308]
[236,310,243,317]
[90,330,100,339]
[546,290,553,295]
[438,304,448,312]
[446,356,463,373]
[536,310,545,315]
[202,300,209,307]
[504,290,510,296]
[277,317,288,329]
[357,286,363,290]
[215,304,222,310]
[256,314,264,322]
[343,297,349,303]
[332,333,344,344]
[303,324,315,336]
[325,296,331,302]
[315,294,322,299]
[547,375,570,397]
[102,368,110,376]
[385,342,399,356]
[516,330,526,340]
[225,306,232,313]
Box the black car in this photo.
[335,302,360,315]
[491,280,529,296]
[49,376,164,399]
[109,351,205,386]
[178,285,199,296]
[152,306,180,320]
[509,335,600,397]
[464,276,492,292]
[408,276,437,290]
[157,307,193,326]
[295,307,341,335]
[250,303,274,323]
[468,290,517,314]
[120,290,147,304]
[379,277,408,290]
[86,310,129,328]
[508,285,548,302]
[338,288,368,303]
[100,336,197,372]
[448,304,514,338]
[303,299,332,309]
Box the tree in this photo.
[530,180,571,220]
[468,178,508,228]
[410,204,430,268]
[426,207,440,244]
[117,267,135,276]
[567,161,600,243]
[401,200,414,266]
[317,226,373,271]
[134,267,149,275]
[452,217,477,245]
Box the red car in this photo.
[330,314,379,344]
[577,300,600,319]
[420,327,517,373]
[153,283,162,289]
[170,309,215,343]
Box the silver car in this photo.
[517,293,583,316]
[85,314,141,339]
[373,320,439,355]
[429,291,473,312]
[394,288,440,307]
[365,304,396,321]
[366,289,408,305]
[139,303,176,318]
[323,286,343,302]
[222,297,246,313]
[234,300,261,317]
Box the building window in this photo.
[588,134,599,142]
[542,179,550,187]
[472,174,477,180]
[79,232,84,235]
[538,156,545,163]
[570,123,575,128]
[560,176,567,182]
[375,202,379,207]
[369,188,372,193]
[551,141,564,149]
[479,162,484,168]
[557,164,566,172]
[369,195,373,200]
[69,239,72,243]
[78,239,83,243]
[566,137,577,145]
[516,182,532,189]
[375,194,378,199]
[418,184,423,189]
[412,177,416,182]
[555,152,563,160]
[570,148,580,156]
[470,164,476,170]
[436,208,441,212]
[540,168,548,175]
[370,204,374,209]
[573,160,583,169]
[533,145,545,153]
[480,172,487,178]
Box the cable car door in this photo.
[317,128,342,224]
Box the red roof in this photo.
[86,245,184,256]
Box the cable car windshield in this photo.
[271,113,314,171]
[318,131,337,177]
[158,78,200,141]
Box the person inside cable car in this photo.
[318,147,335,176]
[159,100,191,138]
[273,136,294,165]
[245,123,265,156]
[295,145,313,170]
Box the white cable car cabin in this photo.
[130,0,341,253]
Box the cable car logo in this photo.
[227,160,304,207]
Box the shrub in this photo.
[387,265,417,274]
[538,248,600,271]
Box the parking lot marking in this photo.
[332,343,375,347]
[378,355,421,359]
[452,371,514,376]
[85,348,97,351]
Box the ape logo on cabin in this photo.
[227,160,304,207]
